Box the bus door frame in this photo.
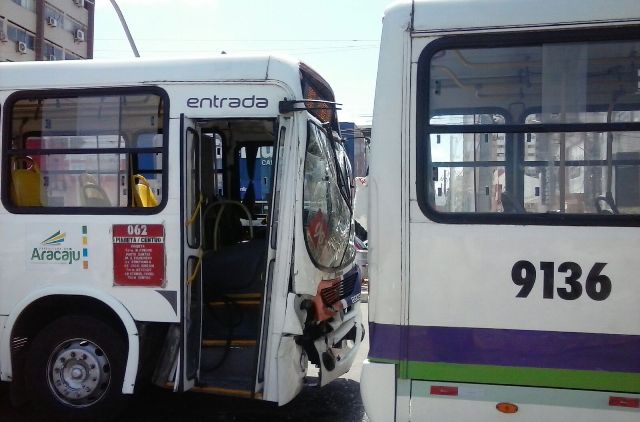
[179,114,203,391]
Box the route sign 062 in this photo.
[113,224,166,287]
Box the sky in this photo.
[93,0,394,125]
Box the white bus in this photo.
[0,55,363,420]
[362,0,640,420]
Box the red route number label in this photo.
[113,224,165,287]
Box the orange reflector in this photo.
[496,403,518,414]
[609,396,640,408]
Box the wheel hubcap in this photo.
[47,339,111,407]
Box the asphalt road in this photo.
[0,305,370,422]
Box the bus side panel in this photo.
[407,222,640,336]
[0,218,180,324]
[367,1,412,329]
[405,220,640,395]
[410,396,639,422]
[410,382,640,422]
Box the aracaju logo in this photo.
[31,230,81,265]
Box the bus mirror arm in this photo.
[278,99,342,114]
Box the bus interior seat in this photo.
[82,183,111,207]
[201,199,265,300]
[202,238,266,300]
[132,174,158,207]
[10,157,43,207]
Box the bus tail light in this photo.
[609,396,640,408]
[430,386,458,396]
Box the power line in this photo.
[94,44,379,54]
[94,38,379,43]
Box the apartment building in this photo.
[0,0,94,62]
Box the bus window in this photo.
[523,114,640,214]
[4,90,166,211]
[429,114,507,213]
[422,37,640,221]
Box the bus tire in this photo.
[24,315,128,421]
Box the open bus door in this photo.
[176,115,301,402]
[179,115,202,391]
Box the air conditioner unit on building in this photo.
[74,0,85,7]
[16,41,27,54]
[74,29,85,42]
[47,16,58,27]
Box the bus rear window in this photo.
[419,34,640,223]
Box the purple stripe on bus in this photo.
[368,323,640,373]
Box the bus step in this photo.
[202,339,257,348]
[208,299,261,307]
[225,292,262,300]
[191,385,261,399]
[163,382,262,400]
[200,343,257,379]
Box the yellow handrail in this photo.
[185,193,204,227]
[187,256,201,286]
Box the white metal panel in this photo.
[282,293,304,335]
[276,336,305,405]
[368,0,413,327]
[360,361,397,422]
[411,397,639,421]
[0,218,181,324]
[408,217,640,335]
[262,115,302,403]
[162,83,288,120]
[0,55,303,98]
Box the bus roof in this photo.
[0,54,304,93]
[384,0,640,33]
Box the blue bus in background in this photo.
[239,146,273,214]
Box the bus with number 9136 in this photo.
[361,0,640,420]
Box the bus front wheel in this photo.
[24,315,128,421]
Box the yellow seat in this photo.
[132,174,158,207]
[10,157,42,207]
